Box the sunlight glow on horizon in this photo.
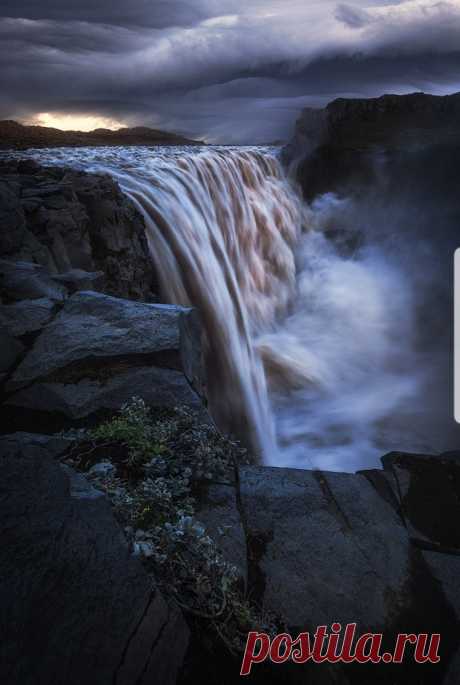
[24,112,125,132]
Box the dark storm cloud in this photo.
[0,1,212,29]
[1,1,460,142]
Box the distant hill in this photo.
[0,120,201,149]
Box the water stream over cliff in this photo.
[114,147,303,460]
[17,145,459,470]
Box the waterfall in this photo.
[112,148,306,458]
[19,144,460,471]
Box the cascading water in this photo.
[14,144,460,471]
[113,148,305,459]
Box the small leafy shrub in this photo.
[63,398,279,655]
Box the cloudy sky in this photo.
[1,0,460,142]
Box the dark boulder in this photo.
[0,432,189,685]
[7,291,189,391]
[3,290,206,430]
[6,366,203,423]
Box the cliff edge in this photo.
[284,91,460,199]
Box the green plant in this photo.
[65,398,280,655]
[90,397,166,469]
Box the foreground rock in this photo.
[2,428,459,683]
[7,291,188,389]
[1,287,205,432]
[0,433,189,685]
[196,454,460,683]
[0,160,157,300]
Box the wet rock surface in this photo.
[0,160,157,301]
[0,432,189,685]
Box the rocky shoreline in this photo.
[2,95,460,684]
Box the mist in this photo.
[264,144,460,469]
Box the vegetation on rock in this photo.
[62,398,280,656]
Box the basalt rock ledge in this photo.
[283,91,460,200]
[0,159,157,301]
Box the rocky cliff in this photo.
[0,159,157,300]
[0,162,209,682]
[284,91,460,200]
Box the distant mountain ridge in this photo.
[0,120,201,149]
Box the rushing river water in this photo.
[11,144,460,471]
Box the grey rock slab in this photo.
[358,466,402,518]
[196,482,247,584]
[180,307,206,400]
[61,464,106,500]
[0,259,68,302]
[7,291,191,391]
[238,466,410,631]
[0,297,56,337]
[0,432,189,685]
[6,366,204,419]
